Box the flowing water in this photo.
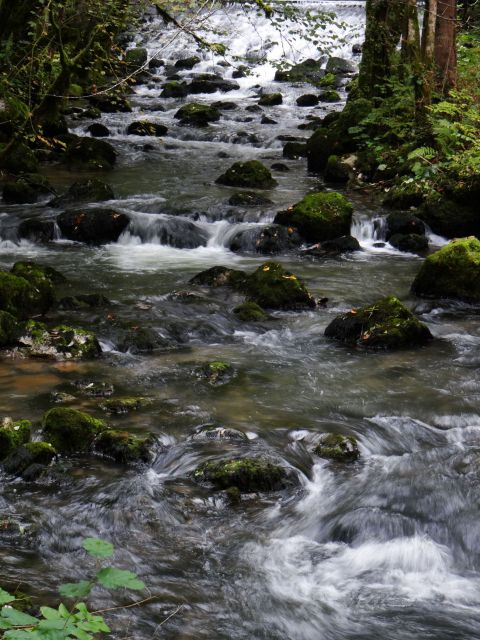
[2,2,480,639]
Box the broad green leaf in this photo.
[0,618,13,629]
[77,620,110,634]
[0,589,15,606]
[70,628,92,640]
[82,538,113,558]
[57,604,70,619]
[58,581,91,600]
[96,568,145,591]
[1,607,39,626]
[4,631,42,640]
[40,607,61,621]
[38,618,75,633]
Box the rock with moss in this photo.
[187,74,239,94]
[100,397,147,414]
[228,191,272,207]
[325,296,433,349]
[326,56,356,74]
[94,429,153,463]
[63,136,117,170]
[385,212,426,240]
[216,160,277,189]
[229,225,302,255]
[89,94,132,113]
[417,194,479,239]
[198,361,235,386]
[0,311,19,347]
[243,261,316,310]
[42,407,106,454]
[258,93,283,106]
[275,192,353,243]
[160,81,188,98]
[0,271,53,318]
[190,265,246,288]
[11,261,66,285]
[175,55,201,69]
[318,72,337,87]
[192,425,248,441]
[2,442,56,479]
[57,208,130,245]
[51,179,114,207]
[383,183,426,209]
[274,58,325,84]
[313,433,359,462]
[319,90,341,102]
[233,301,270,322]
[194,457,290,492]
[411,237,480,301]
[125,47,148,69]
[0,418,31,460]
[174,103,220,126]
[16,321,101,360]
[127,121,168,136]
[57,293,110,310]
[324,155,352,183]
[3,180,37,204]
[0,142,39,174]
[282,142,307,159]
[296,94,319,107]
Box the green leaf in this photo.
[0,618,13,629]
[58,581,91,600]
[1,607,39,626]
[57,604,70,619]
[0,589,15,606]
[96,568,145,591]
[70,628,93,640]
[40,607,61,621]
[4,631,42,640]
[82,538,113,558]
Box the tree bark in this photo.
[435,0,457,94]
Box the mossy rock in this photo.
[2,442,56,478]
[3,180,37,204]
[389,233,428,254]
[161,81,188,98]
[127,121,168,136]
[0,142,39,174]
[243,261,316,310]
[233,301,269,322]
[51,179,114,207]
[125,47,148,69]
[318,72,337,87]
[0,271,53,318]
[190,265,246,288]
[416,195,479,239]
[228,191,272,207]
[258,93,283,106]
[383,183,426,209]
[187,74,239,94]
[199,361,235,386]
[0,311,20,347]
[194,457,290,492]
[282,142,307,159]
[100,397,146,414]
[325,56,356,75]
[57,293,110,310]
[94,430,153,463]
[385,211,426,239]
[313,433,359,462]
[411,237,480,301]
[64,136,117,170]
[324,155,352,183]
[274,58,325,84]
[0,419,31,460]
[296,94,319,107]
[16,321,101,360]
[319,90,341,102]
[175,56,201,69]
[216,160,277,189]
[42,407,106,454]
[11,261,66,285]
[274,192,353,243]
[324,296,433,349]
[89,94,132,114]
[174,103,220,126]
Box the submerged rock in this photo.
[63,136,117,171]
[16,321,101,360]
[174,103,220,126]
[0,418,31,460]
[216,160,277,189]
[94,430,153,463]
[100,397,147,414]
[73,380,114,397]
[324,296,433,349]
[243,261,316,310]
[198,361,235,386]
[233,301,269,322]
[313,433,359,462]
[411,237,480,301]
[275,192,353,243]
[2,442,56,479]
[57,208,130,244]
[194,457,290,492]
[42,407,106,454]
[192,426,248,441]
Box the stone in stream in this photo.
[318,90,341,103]
[50,178,114,207]
[42,407,106,454]
[229,225,302,255]
[296,94,319,107]
[232,65,248,78]
[174,56,201,69]
[94,430,154,463]
[190,265,247,288]
[411,237,480,301]
[261,115,277,125]
[282,142,307,159]
[3,173,54,204]
[57,208,130,245]
[271,163,289,172]
[124,47,148,69]
[0,142,39,174]
[0,311,19,347]
[228,191,272,207]
[274,58,325,84]
[324,155,353,184]
[2,442,57,479]
[186,74,240,94]
[389,234,428,254]
[127,121,168,136]
[100,397,148,414]
[302,235,361,257]
[0,418,31,460]
[89,93,132,113]
[198,361,235,386]
[87,123,110,137]
[233,301,270,322]
[324,296,433,350]
[313,434,360,462]
[73,380,114,397]
[15,320,101,360]
[274,192,353,243]
[17,219,55,244]
[385,211,426,239]
[63,136,117,170]
[325,56,356,75]
[0,270,54,319]
[160,81,188,98]
[194,457,292,493]
[243,261,316,310]
[216,160,277,189]
[258,92,282,106]
[212,101,238,110]
[174,103,220,127]
[57,293,110,310]
[191,425,248,441]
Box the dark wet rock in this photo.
[261,115,277,124]
[16,320,101,360]
[243,261,316,310]
[149,57,164,69]
[73,380,114,397]
[383,183,426,209]
[233,301,269,322]
[95,429,154,463]
[42,407,105,454]
[0,311,19,347]
[325,296,433,349]
[100,397,147,414]
[232,66,248,78]
[174,103,221,126]
[190,266,247,288]
[87,123,110,137]
[57,208,130,245]
[112,324,163,354]
[129,216,208,249]
[0,142,39,174]
[258,93,282,106]
[313,433,360,462]
[3,181,36,204]
[275,192,353,243]
[88,94,132,113]
[2,442,56,478]
[216,160,277,189]
[63,136,117,170]
[411,237,480,301]
[125,47,148,69]
[303,235,361,257]
[319,90,341,102]
[229,225,301,255]
[57,293,110,310]
[324,155,352,183]
[325,56,356,75]
[246,104,262,113]
[51,179,114,207]
[296,94,319,107]
[228,191,272,207]
[0,418,31,460]
[352,43,363,55]
[232,131,259,144]
[175,56,201,69]
[274,58,325,84]
[50,391,76,404]
[385,211,426,239]
[80,106,102,119]
[127,121,168,136]
[416,194,479,239]
[198,361,235,386]
[160,81,188,98]
[17,219,55,244]
[271,163,289,172]
[212,101,238,110]
[192,425,248,441]
[11,260,66,285]
[283,142,307,159]
[194,457,290,492]
[0,270,54,318]
[389,233,428,253]
[187,74,240,94]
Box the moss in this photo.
[17,322,101,360]
[0,419,31,460]
[127,121,168,136]
[243,261,316,310]
[194,457,289,492]
[124,47,148,68]
[275,192,353,243]
[64,136,117,171]
[189,265,246,287]
[233,301,269,322]
[325,295,433,350]
[0,271,53,318]
[11,261,66,285]
[2,441,56,477]
[216,160,277,189]
[258,93,283,106]
[313,433,360,462]
[318,72,336,87]
[174,103,220,126]
[94,429,153,463]
[0,310,19,347]
[100,397,146,414]
[42,407,106,454]
[383,182,426,209]
[319,90,341,102]
[160,81,187,98]
[0,142,39,174]
[199,361,234,386]
[411,237,480,301]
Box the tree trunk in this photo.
[402,0,421,64]
[435,0,457,94]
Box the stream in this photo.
[2,2,480,639]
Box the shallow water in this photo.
[2,2,480,639]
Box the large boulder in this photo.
[243,261,316,310]
[2,442,56,479]
[0,271,54,318]
[63,137,117,170]
[190,266,246,288]
[0,418,31,460]
[0,311,19,347]
[274,192,353,243]
[160,81,188,98]
[126,121,168,136]
[258,93,282,106]
[324,296,433,349]
[187,74,240,94]
[16,321,101,360]
[274,58,325,84]
[411,237,480,301]
[51,179,114,207]
[216,160,277,189]
[57,208,130,244]
[42,407,106,454]
[88,94,132,113]
[174,103,220,126]
[17,219,55,243]
[385,211,426,239]
[94,430,153,463]
[194,457,291,492]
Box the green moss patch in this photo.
[0,419,31,460]
[216,160,277,189]
[94,430,153,463]
[243,261,316,310]
[313,433,359,462]
[194,457,290,492]
[42,407,106,454]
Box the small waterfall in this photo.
[351,212,387,249]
